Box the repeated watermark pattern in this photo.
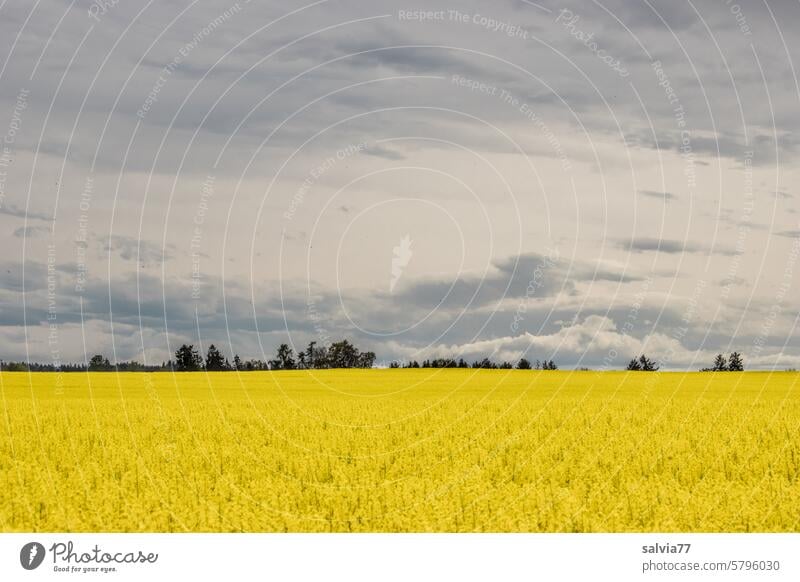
[451,74,572,171]
[137,3,247,120]
[0,88,29,212]
[0,0,799,541]
[398,9,531,39]
[555,9,629,77]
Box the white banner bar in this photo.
[1,533,797,581]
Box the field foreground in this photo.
[1,370,798,532]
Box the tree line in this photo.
[390,357,558,370]
[0,347,747,373]
[0,357,171,372]
[172,339,377,371]
[627,352,745,372]
[699,352,744,372]
[0,344,558,372]
[169,343,560,371]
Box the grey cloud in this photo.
[0,260,50,292]
[13,226,49,238]
[718,275,748,288]
[639,190,676,202]
[103,235,174,266]
[372,251,639,324]
[363,144,406,160]
[620,238,739,256]
[629,130,800,166]
[0,0,799,366]
[617,0,699,31]
[0,203,51,222]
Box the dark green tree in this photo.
[517,358,532,370]
[174,344,203,371]
[473,358,496,369]
[327,340,360,368]
[88,354,111,371]
[626,358,642,371]
[638,354,659,372]
[357,351,376,368]
[305,341,316,368]
[305,342,328,369]
[712,353,728,371]
[270,343,296,370]
[0,361,29,371]
[205,344,226,371]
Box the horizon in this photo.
[0,341,772,373]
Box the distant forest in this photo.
[0,339,554,372]
[0,341,744,372]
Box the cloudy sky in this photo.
[1,0,798,369]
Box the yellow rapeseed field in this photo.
[0,370,798,532]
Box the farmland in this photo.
[0,370,798,532]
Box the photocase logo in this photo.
[20,542,45,570]
[390,235,413,293]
